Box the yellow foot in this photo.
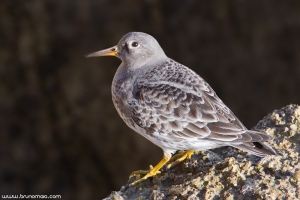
[167,150,195,169]
[129,156,170,186]
[130,165,159,177]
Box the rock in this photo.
[104,105,300,200]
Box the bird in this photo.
[84,32,276,186]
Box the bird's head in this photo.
[84,32,167,69]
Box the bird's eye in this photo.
[131,42,139,47]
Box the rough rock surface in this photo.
[104,104,300,200]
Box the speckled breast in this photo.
[111,74,136,128]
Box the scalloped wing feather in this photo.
[129,60,269,145]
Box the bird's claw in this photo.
[167,150,195,169]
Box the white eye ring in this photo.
[131,41,139,48]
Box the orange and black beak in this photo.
[84,45,118,58]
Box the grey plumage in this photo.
[85,31,276,169]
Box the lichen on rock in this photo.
[104,105,300,200]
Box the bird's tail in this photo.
[231,141,276,157]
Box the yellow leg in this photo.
[129,156,170,186]
[167,150,195,169]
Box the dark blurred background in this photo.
[0,0,299,199]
